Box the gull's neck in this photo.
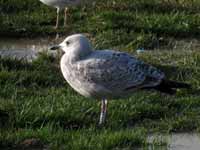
[64,45,92,63]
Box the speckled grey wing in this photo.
[76,50,165,92]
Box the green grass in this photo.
[0,0,200,149]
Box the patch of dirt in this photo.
[15,138,49,150]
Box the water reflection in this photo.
[148,133,200,150]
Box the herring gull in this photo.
[50,34,190,125]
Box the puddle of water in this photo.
[148,133,200,150]
[0,36,63,61]
[0,37,52,51]
[159,39,200,51]
[0,37,199,61]
[0,49,38,61]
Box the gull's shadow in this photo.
[0,110,9,128]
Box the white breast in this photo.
[60,54,111,99]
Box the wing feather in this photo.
[74,50,165,92]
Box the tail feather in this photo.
[153,79,191,95]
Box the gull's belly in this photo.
[40,0,80,8]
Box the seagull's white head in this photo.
[51,34,93,60]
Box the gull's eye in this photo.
[66,41,70,46]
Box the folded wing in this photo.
[76,50,165,92]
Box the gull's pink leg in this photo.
[99,98,108,125]
[64,7,68,27]
[54,7,60,29]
